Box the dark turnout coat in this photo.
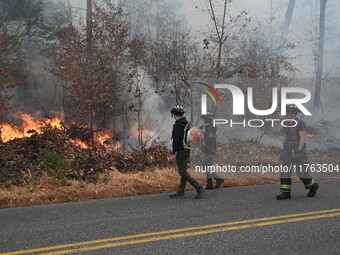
[172,117,189,154]
[201,123,217,155]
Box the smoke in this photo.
[3,0,340,151]
[6,0,67,116]
[13,37,63,115]
[126,69,175,148]
[182,0,340,79]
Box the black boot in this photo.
[195,185,206,199]
[277,192,291,200]
[215,178,225,189]
[170,191,186,198]
[206,179,214,190]
[307,183,319,197]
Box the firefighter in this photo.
[277,104,319,200]
[200,112,224,189]
[169,105,206,199]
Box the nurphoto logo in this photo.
[199,83,312,128]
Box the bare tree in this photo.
[205,0,249,78]
[207,0,228,77]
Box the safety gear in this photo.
[206,179,214,190]
[280,141,315,195]
[280,116,317,198]
[284,120,300,142]
[276,192,291,200]
[215,179,224,189]
[307,183,319,197]
[172,117,190,152]
[305,179,315,188]
[170,191,186,198]
[194,185,206,199]
[183,122,192,149]
[280,183,292,192]
[171,105,185,115]
[172,118,204,200]
[201,123,217,155]
[187,127,203,145]
[286,104,301,113]
[175,149,202,194]
[200,112,214,121]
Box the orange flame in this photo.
[0,112,121,150]
[97,131,122,151]
[69,139,89,149]
[0,113,64,142]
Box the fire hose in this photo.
[197,143,340,183]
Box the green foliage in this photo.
[45,152,69,170]
[103,177,109,184]
[203,38,209,49]
[44,152,69,184]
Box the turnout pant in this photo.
[202,153,222,184]
[280,142,315,192]
[176,149,201,192]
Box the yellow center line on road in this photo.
[2,208,340,255]
[40,212,340,255]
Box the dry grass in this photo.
[0,167,273,208]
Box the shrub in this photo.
[44,152,70,184]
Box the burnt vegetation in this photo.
[0,125,174,186]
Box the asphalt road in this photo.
[1,179,340,255]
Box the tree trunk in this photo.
[282,0,296,42]
[90,108,95,150]
[87,0,95,150]
[216,42,223,76]
[190,83,193,123]
[313,0,328,109]
[86,0,93,44]
[208,0,228,77]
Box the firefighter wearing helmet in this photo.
[169,105,206,199]
[200,112,224,189]
[277,104,319,200]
